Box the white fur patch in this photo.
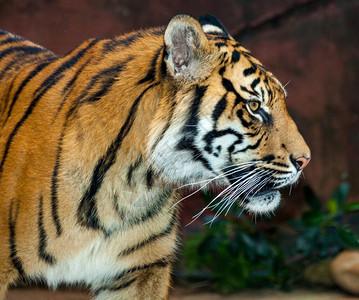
[202,24,225,34]
[41,239,122,288]
[244,191,281,214]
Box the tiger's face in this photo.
[149,15,310,214]
[194,55,310,214]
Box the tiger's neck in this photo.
[58,45,176,233]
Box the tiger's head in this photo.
[148,14,310,214]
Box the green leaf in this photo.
[304,185,321,211]
[341,202,359,212]
[301,210,325,225]
[337,227,359,248]
[327,198,338,216]
[183,234,205,271]
[331,182,350,208]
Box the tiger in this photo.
[0,14,310,299]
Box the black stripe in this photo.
[212,36,230,41]
[203,129,243,154]
[222,78,236,93]
[114,258,170,281]
[2,60,54,126]
[243,66,256,76]
[243,51,255,59]
[80,69,118,103]
[0,57,21,81]
[240,85,258,97]
[236,109,252,128]
[53,58,92,120]
[102,32,144,53]
[137,46,163,85]
[176,85,214,172]
[51,133,63,236]
[263,154,275,162]
[150,28,165,36]
[0,46,49,81]
[231,50,240,63]
[34,39,99,98]
[244,131,260,137]
[80,58,132,103]
[115,32,143,45]
[102,28,163,54]
[233,133,265,153]
[150,99,177,153]
[94,278,137,295]
[0,36,25,47]
[222,78,246,110]
[0,40,99,179]
[152,28,165,35]
[177,137,213,170]
[92,257,171,294]
[212,96,227,123]
[77,83,158,230]
[215,42,226,48]
[0,46,46,61]
[112,278,136,291]
[251,78,260,90]
[9,200,25,277]
[218,52,227,64]
[38,195,56,264]
[126,155,142,186]
[271,161,290,168]
[161,59,167,76]
[146,168,154,188]
[50,42,101,236]
[264,79,274,105]
[219,66,226,76]
[183,85,207,135]
[1,79,15,121]
[118,213,177,257]
[62,59,90,95]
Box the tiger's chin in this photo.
[242,190,281,214]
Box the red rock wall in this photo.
[0,0,358,221]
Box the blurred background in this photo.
[1,0,358,299]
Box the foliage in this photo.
[288,182,359,266]
[183,215,290,293]
[183,182,359,293]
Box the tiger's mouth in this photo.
[224,167,285,214]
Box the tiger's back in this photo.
[0,14,310,299]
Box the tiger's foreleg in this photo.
[0,283,7,300]
[0,278,8,300]
[92,261,172,300]
[0,226,21,300]
[0,263,18,300]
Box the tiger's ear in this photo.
[198,14,232,39]
[164,14,215,82]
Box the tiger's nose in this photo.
[294,156,311,171]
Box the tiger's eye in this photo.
[249,101,260,112]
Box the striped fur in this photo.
[0,14,310,299]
